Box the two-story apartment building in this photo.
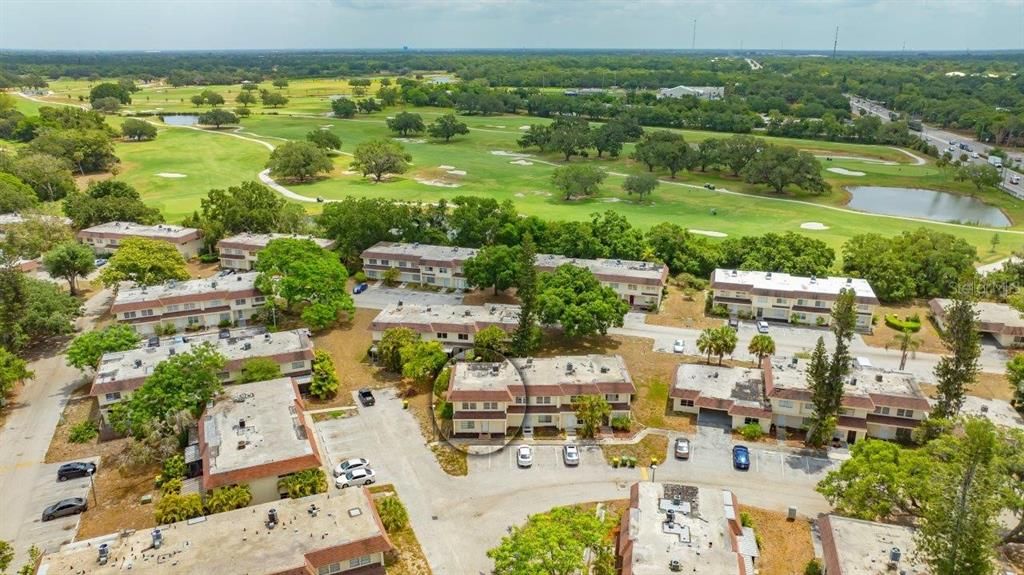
[111,272,264,335]
[91,327,315,420]
[360,242,669,309]
[199,377,321,504]
[216,233,337,271]
[370,303,520,350]
[765,357,930,444]
[669,363,773,434]
[930,298,1024,348]
[819,515,925,575]
[36,487,393,575]
[710,269,879,332]
[447,355,635,438]
[78,221,203,259]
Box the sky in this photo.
[1,0,1022,52]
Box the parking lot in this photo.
[19,457,99,554]
[468,443,606,474]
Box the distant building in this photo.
[360,242,668,309]
[198,377,321,504]
[36,487,393,575]
[940,395,1024,430]
[819,514,925,575]
[930,298,1024,348]
[710,269,879,332]
[91,327,315,418]
[110,272,263,335]
[447,355,634,437]
[617,482,758,574]
[370,303,520,350]
[0,212,71,240]
[78,221,203,259]
[563,88,606,96]
[216,233,337,271]
[656,85,725,100]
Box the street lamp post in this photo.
[89,469,98,505]
[649,463,657,483]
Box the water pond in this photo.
[846,186,1010,227]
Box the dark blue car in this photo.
[732,445,750,470]
[353,282,369,294]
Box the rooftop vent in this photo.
[134,359,143,368]
[981,404,990,414]
[243,342,252,351]
[308,503,320,517]
[169,348,176,356]
[237,440,247,450]
[397,300,403,307]
[600,366,610,373]
[211,281,217,288]
[566,362,574,374]
[464,310,471,317]
[889,547,902,564]
[850,378,857,386]
[766,272,772,280]
[731,269,738,277]
[810,275,817,283]
[425,307,431,313]
[98,544,110,565]
[239,418,246,429]
[267,508,278,529]
[151,529,163,550]
[264,333,271,341]
[669,559,682,572]
[490,365,499,376]
[489,306,496,314]
[846,277,853,285]
[525,357,533,365]
[666,509,676,525]
[348,507,363,518]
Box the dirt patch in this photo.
[185,260,220,279]
[860,303,945,355]
[74,171,113,191]
[632,378,695,432]
[601,434,668,466]
[645,288,722,330]
[461,287,519,306]
[738,505,815,575]
[920,371,1015,402]
[309,308,400,409]
[46,392,100,463]
[369,485,433,575]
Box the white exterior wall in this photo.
[84,235,202,260]
[714,289,876,331]
[731,414,771,433]
[672,398,699,414]
[118,295,264,335]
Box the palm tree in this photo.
[748,334,776,364]
[886,328,921,371]
[697,328,715,364]
[714,326,738,366]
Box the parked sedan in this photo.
[672,339,685,354]
[333,458,369,477]
[358,388,375,406]
[335,467,376,489]
[516,445,533,468]
[562,444,580,466]
[756,320,770,334]
[352,282,369,294]
[42,497,87,521]
[732,445,751,470]
[57,461,96,481]
[674,437,690,460]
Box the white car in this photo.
[516,445,533,468]
[563,444,580,466]
[672,339,685,353]
[971,152,980,159]
[335,467,375,489]
[332,458,369,477]
[756,320,770,334]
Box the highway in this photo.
[848,96,1024,199]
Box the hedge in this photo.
[884,314,922,333]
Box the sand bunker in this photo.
[320,124,334,128]
[689,229,728,238]
[491,150,533,158]
[446,169,467,176]
[519,125,531,130]
[415,178,461,188]
[438,165,456,170]
[393,137,426,144]
[510,159,534,166]
[827,167,866,176]
[484,125,507,129]
[341,170,359,176]
[514,192,526,198]
[155,172,187,178]
[600,198,622,203]
[800,222,830,230]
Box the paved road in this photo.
[0,288,112,565]
[352,283,465,310]
[612,312,1011,380]
[315,390,832,575]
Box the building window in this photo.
[457,333,469,341]
[515,396,524,404]
[218,371,231,380]
[318,562,343,575]
[483,402,498,410]
[368,258,377,265]
[290,361,304,369]
[536,396,551,405]
[775,297,785,304]
[104,392,121,402]
[459,421,475,430]
[604,394,618,402]
[538,415,553,424]
[896,408,914,418]
[609,283,619,290]
[381,259,389,266]
[234,299,246,305]
[426,276,435,284]
[426,266,434,272]
[166,304,179,312]
[140,309,154,317]
[462,402,477,410]
[209,299,223,307]
[777,400,794,408]
[873,406,891,415]
[439,267,448,274]
[627,284,637,291]
[123,311,137,319]
[254,296,265,304]
[398,260,406,268]
[184,303,197,311]
[796,299,805,306]
[815,301,825,308]
[349,556,372,568]
[187,316,201,325]
[436,332,448,339]
[744,417,760,425]
[678,399,694,408]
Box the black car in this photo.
[358,388,376,406]
[42,497,87,521]
[57,461,96,482]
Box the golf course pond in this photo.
[160,114,200,126]
[846,186,1011,227]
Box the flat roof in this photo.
[0,212,71,227]
[712,268,879,304]
[79,221,201,242]
[112,272,259,309]
[672,364,765,408]
[449,361,521,394]
[512,355,634,392]
[362,241,478,263]
[931,298,1024,331]
[768,358,929,411]
[37,489,391,575]
[202,378,315,478]
[91,328,313,395]
[448,355,635,401]
[625,482,744,575]
[371,303,520,332]
[534,253,667,284]
[216,232,336,251]
[940,395,1024,430]
[820,515,925,575]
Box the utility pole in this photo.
[832,26,839,58]
[691,19,697,50]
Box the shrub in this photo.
[610,416,632,431]
[737,422,764,440]
[438,401,453,420]
[157,454,187,486]
[377,496,409,532]
[160,477,183,495]
[204,484,252,514]
[217,319,233,328]
[710,304,729,317]
[68,420,99,443]
[310,349,339,400]
[804,559,823,575]
[740,511,754,528]
[611,456,620,468]
[353,271,367,283]
[433,366,452,398]
[815,316,827,326]
[198,253,219,263]
[154,492,204,524]
[884,314,922,332]
[278,468,327,498]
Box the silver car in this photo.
[333,458,369,477]
[674,437,691,460]
[562,444,580,466]
[517,445,533,468]
[335,467,375,489]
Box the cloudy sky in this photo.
[1,0,1021,52]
